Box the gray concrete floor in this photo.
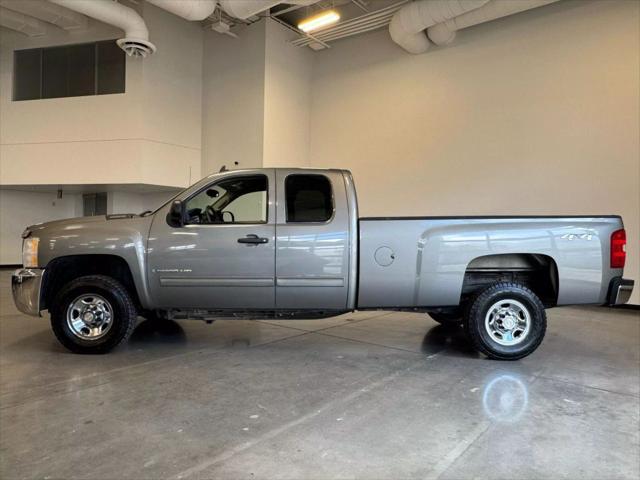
[1,269,639,479]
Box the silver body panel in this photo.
[147,169,277,309]
[14,168,631,317]
[358,216,624,307]
[273,169,352,310]
[32,215,155,308]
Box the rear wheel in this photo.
[463,282,546,360]
[50,275,137,354]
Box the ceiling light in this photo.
[298,10,340,33]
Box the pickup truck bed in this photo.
[358,215,624,309]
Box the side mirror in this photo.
[166,200,184,227]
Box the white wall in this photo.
[140,2,203,186]
[0,2,202,188]
[0,2,203,263]
[0,18,144,184]
[108,190,175,214]
[309,0,639,302]
[0,189,81,264]
[263,19,313,168]
[202,21,266,176]
[201,18,314,174]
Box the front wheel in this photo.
[464,282,546,360]
[50,275,137,354]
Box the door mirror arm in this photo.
[167,200,184,228]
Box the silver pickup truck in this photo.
[12,168,634,359]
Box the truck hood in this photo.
[28,215,105,231]
[25,214,142,236]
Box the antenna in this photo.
[219,165,227,172]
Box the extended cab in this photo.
[12,168,634,359]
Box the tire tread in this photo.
[50,275,137,354]
[464,282,547,360]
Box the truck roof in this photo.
[205,167,349,180]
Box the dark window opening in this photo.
[13,40,125,101]
[13,48,41,101]
[66,43,95,97]
[97,40,126,95]
[83,193,107,216]
[285,175,333,223]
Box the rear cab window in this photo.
[285,174,334,223]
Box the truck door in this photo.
[147,171,276,309]
[275,170,351,310]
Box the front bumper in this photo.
[11,268,44,316]
[607,277,634,306]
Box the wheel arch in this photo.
[42,254,143,311]
[462,253,559,307]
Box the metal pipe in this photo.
[220,0,280,19]
[146,0,217,21]
[427,0,560,45]
[50,0,155,56]
[389,0,489,54]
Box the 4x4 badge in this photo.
[561,233,593,241]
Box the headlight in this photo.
[22,237,39,268]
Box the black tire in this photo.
[50,275,137,354]
[428,311,462,325]
[463,282,546,360]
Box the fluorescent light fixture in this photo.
[298,10,340,33]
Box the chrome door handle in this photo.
[237,234,269,245]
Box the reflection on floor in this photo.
[1,269,638,479]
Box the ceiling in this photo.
[205,0,405,50]
[0,0,405,51]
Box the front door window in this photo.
[185,175,267,224]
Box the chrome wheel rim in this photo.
[484,299,531,346]
[66,294,113,340]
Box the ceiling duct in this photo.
[389,0,489,54]
[220,0,317,20]
[219,0,281,20]
[145,0,217,21]
[0,0,88,30]
[0,6,46,36]
[49,0,156,57]
[427,0,560,45]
